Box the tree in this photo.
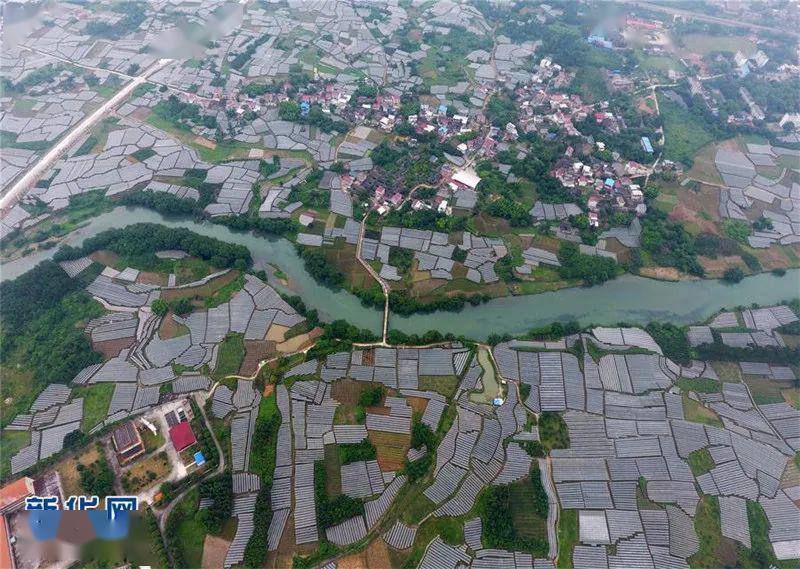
[723,266,744,283]
[152,298,169,316]
[278,100,301,121]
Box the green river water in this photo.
[2,206,798,340]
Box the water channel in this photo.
[2,206,798,340]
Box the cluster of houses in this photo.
[550,151,650,226]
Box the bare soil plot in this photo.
[201,535,230,569]
[93,336,135,358]
[90,250,120,267]
[638,266,682,281]
[332,379,369,406]
[241,340,272,376]
[337,532,392,569]
[698,255,746,277]
[138,271,168,286]
[368,431,410,471]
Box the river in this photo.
[2,206,798,340]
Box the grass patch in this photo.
[0,430,31,480]
[418,375,459,398]
[742,375,789,405]
[687,448,715,476]
[339,439,377,465]
[556,509,578,569]
[167,488,205,569]
[411,516,464,565]
[399,485,435,524]
[324,444,343,496]
[688,494,740,568]
[74,383,115,431]
[681,33,756,56]
[204,274,245,308]
[682,393,723,428]
[212,333,245,380]
[509,471,548,542]
[141,427,165,453]
[675,378,721,394]
[658,94,719,166]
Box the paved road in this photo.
[0,57,173,213]
[623,1,799,37]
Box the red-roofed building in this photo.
[0,477,34,569]
[168,422,197,452]
[0,478,33,514]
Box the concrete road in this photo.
[0,58,172,213]
[622,1,799,37]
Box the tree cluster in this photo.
[198,474,233,534]
[557,241,617,285]
[314,461,364,529]
[56,223,252,270]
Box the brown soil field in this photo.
[639,266,682,281]
[137,271,168,286]
[338,538,392,569]
[58,445,102,498]
[368,431,410,471]
[90,250,120,267]
[241,340,273,376]
[276,327,323,353]
[267,323,288,343]
[93,336,135,358]
[698,255,746,277]
[406,396,428,415]
[158,313,189,340]
[201,535,230,569]
[332,379,368,406]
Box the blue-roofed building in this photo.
[641,136,654,154]
[438,104,448,114]
[604,178,615,188]
[300,101,311,116]
[737,62,750,78]
[194,451,205,466]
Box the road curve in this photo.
[0,58,173,213]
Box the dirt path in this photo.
[539,456,559,560]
